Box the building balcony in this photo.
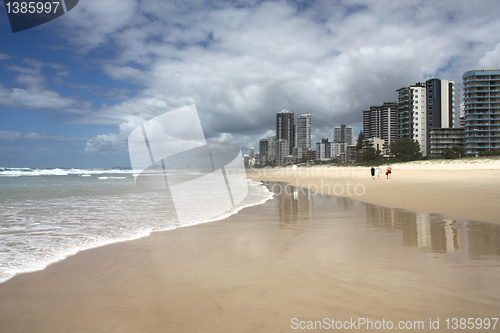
[464,99,500,104]
[464,76,500,82]
[464,131,500,137]
[465,139,500,144]
[465,105,500,109]
[464,112,499,117]
[464,127,500,132]
[464,119,500,123]
[464,120,500,125]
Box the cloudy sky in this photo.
[1,0,500,168]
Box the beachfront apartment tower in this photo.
[363,101,398,151]
[276,110,295,155]
[397,83,427,156]
[276,139,290,166]
[296,114,312,150]
[316,138,334,161]
[333,125,354,145]
[248,147,255,159]
[425,78,460,128]
[463,69,500,156]
[425,78,463,158]
[295,114,311,160]
[259,138,269,165]
[267,136,277,165]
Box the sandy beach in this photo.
[1,160,500,332]
[247,158,500,225]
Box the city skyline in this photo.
[1,1,500,167]
[258,70,493,164]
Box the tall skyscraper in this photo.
[267,135,277,165]
[276,109,295,155]
[259,138,269,165]
[333,125,353,145]
[425,78,460,129]
[296,114,311,150]
[276,139,290,166]
[463,69,500,156]
[397,83,427,156]
[363,101,398,150]
[425,78,461,157]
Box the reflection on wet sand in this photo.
[365,204,500,257]
[265,181,500,258]
[265,182,314,227]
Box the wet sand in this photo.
[0,182,499,332]
[247,160,500,224]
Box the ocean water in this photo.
[0,168,273,283]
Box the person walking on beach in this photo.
[370,166,375,180]
[376,166,381,179]
[386,164,392,179]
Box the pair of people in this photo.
[371,164,391,179]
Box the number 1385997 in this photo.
[445,318,498,330]
[5,1,60,14]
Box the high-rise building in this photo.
[425,78,460,128]
[267,135,277,165]
[295,113,311,161]
[276,139,290,166]
[363,101,398,150]
[463,69,500,156]
[333,125,353,145]
[259,138,269,165]
[425,78,460,155]
[296,114,311,150]
[333,125,353,160]
[397,83,427,156]
[316,138,334,161]
[248,147,255,159]
[276,110,295,155]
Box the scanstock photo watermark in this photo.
[251,167,367,197]
[291,317,499,331]
[127,104,249,223]
[262,179,366,198]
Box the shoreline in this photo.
[2,158,499,285]
[0,178,273,285]
[246,159,500,225]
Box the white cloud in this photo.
[60,0,139,51]
[0,85,75,109]
[0,58,77,110]
[479,44,500,68]
[0,130,85,151]
[40,0,500,148]
[85,133,124,156]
